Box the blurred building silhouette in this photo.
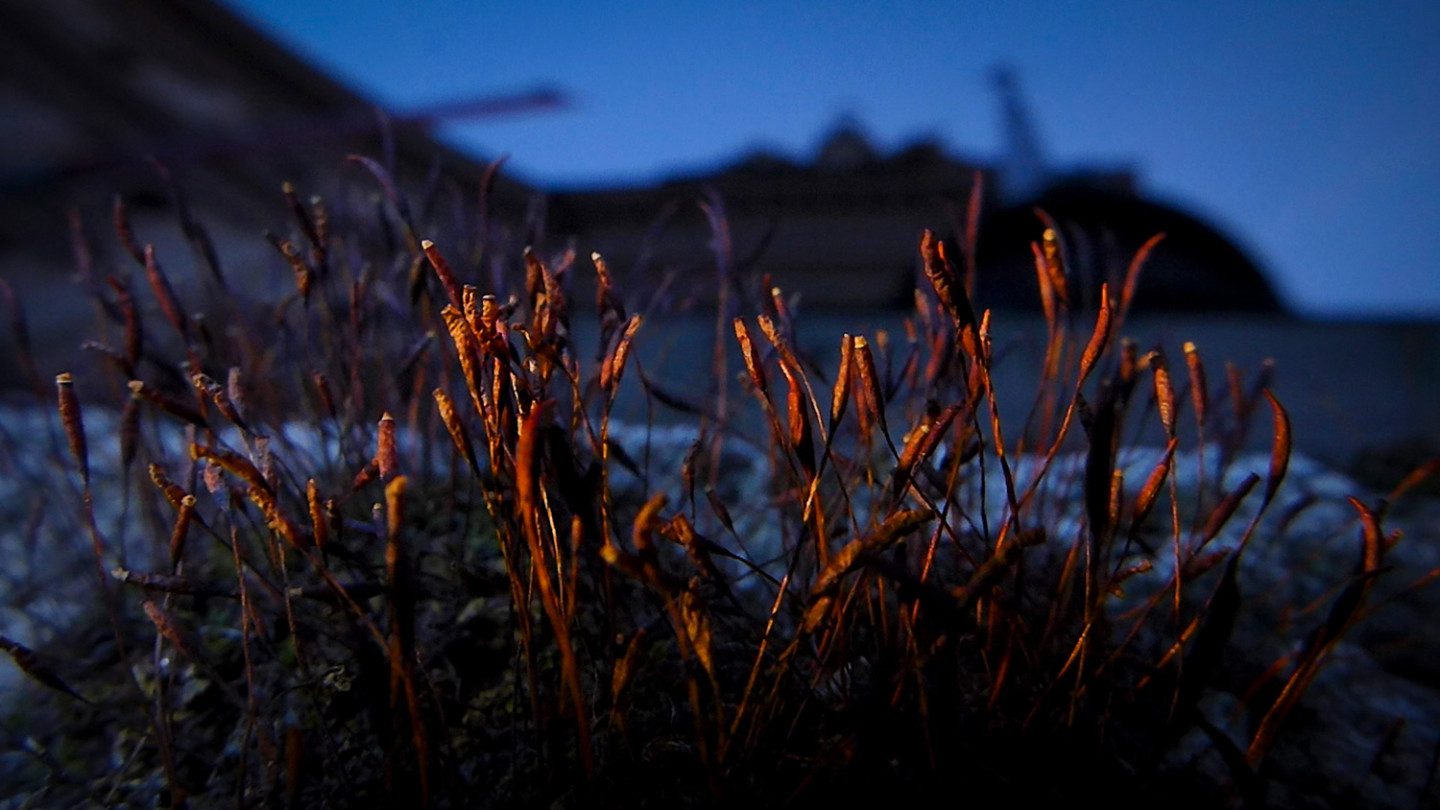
[0,0,1280,385]
[549,124,992,309]
[550,77,1283,313]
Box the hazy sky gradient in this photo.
[227,1,1440,316]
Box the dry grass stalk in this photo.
[56,373,89,486]
[128,380,207,428]
[191,442,269,494]
[270,234,314,304]
[141,245,189,343]
[1152,349,1178,438]
[1118,232,1165,326]
[1246,498,1387,768]
[0,636,89,704]
[13,166,1404,809]
[111,194,145,266]
[421,239,464,310]
[377,412,399,482]
[167,495,197,570]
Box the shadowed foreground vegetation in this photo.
[0,161,1434,807]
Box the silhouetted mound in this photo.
[979,187,1284,313]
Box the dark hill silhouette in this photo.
[979,186,1281,312]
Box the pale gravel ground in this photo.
[2,402,1437,804]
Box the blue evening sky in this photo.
[225,1,1440,317]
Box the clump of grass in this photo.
[0,157,1430,808]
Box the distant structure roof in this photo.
[549,125,997,310]
[814,117,881,170]
[550,107,1283,313]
